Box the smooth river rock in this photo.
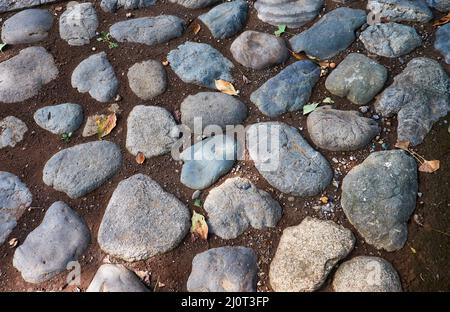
[341,150,418,251]
[169,0,221,9]
[0,116,28,149]
[434,23,450,64]
[127,60,167,100]
[426,0,450,11]
[367,0,433,23]
[87,264,149,292]
[43,141,122,198]
[100,0,156,12]
[33,103,83,135]
[0,0,57,13]
[98,174,190,262]
[1,9,53,44]
[59,2,99,46]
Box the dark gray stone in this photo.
[426,0,450,11]
[325,53,387,105]
[375,57,449,146]
[0,172,32,245]
[168,42,234,89]
[59,2,99,46]
[230,30,289,70]
[246,122,332,197]
[109,15,185,46]
[1,9,53,44]
[43,141,122,198]
[367,0,433,23]
[289,7,366,60]
[341,150,418,251]
[250,61,320,117]
[360,23,422,58]
[13,201,90,283]
[434,23,450,65]
[98,174,190,262]
[204,177,282,239]
[87,264,149,292]
[269,217,355,292]
[33,103,83,135]
[0,0,57,13]
[199,0,248,39]
[100,0,156,12]
[71,52,118,102]
[169,0,221,9]
[187,246,258,292]
[333,256,402,292]
[180,92,247,131]
[0,116,27,149]
[127,60,167,100]
[307,106,380,151]
[0,47,58,103]
[254,0,324,28]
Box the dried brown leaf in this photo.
[191,211,208,240]
[215,79,239,96]
[193,23,201,35]
[395,140,410,151]
[433,12,450,26]
[418,160,440,173]
[136,152,145,164]
[96,113,117,138]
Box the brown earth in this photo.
[0,0,449,292]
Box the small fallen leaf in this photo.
[319,60,332,69]
[215,79,239,96]
[274,24,286,37]
[191,211,208,240]
[291,51,309,61]
[83,114,104,137]
[418,160,440,173]
[433,12,450,26]
[96,113,117,138]
[319,196,328,204]
[303,102,319,115]
[322,97,334,104]
[162,59,169,66]
[136,152,145,164]
[8,238,18,248]
[395,140,410,151]
[193,23,201,35]
[194,198,202,208]
[0,42,7,53]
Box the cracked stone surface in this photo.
[59,2,99,46]
[367,0,433,23]
[0,116,28,149]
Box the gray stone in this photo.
[0,172,32,245]
[110,15,185,46]
[0,116,27,149]
[43,141,122,198]
[0,0,57,13]
[180,92,247,131]
[199,0,248,39]
[33,103,83,135]
[204,177,282,239]
[375,57,449,146]
[269,217,355,292]
[98,174,190,262]
[246,122,332,197]
[168,42,234,89]
[71,52,118,102]
[250,61,320,117]
[59,2,98,46]
[325,53,387,105]
[100,0,156,12]
[180,135,237,190]
[307,106,380,151]
[290,7,366,60]
[434,23,450,65]
[360,23,422,58]
[87,264,149,292]
[169,0,221,9]
[333,256,402,292]
[1,9,53,44]
[426,0,450,11]
[126,105,178,158]
[13,201,90,283]
[367,0,433,23]
[341,150,418,251]
[230,31,289,70]
[187,246,258,292]
[0,47,58,103]
[254,0,324,28]
[127,60,167,100]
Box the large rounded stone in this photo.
[367,0,433,23]
[59,2,98,46]
[325,53,387,105]
[204,177,282,239]
[269,217,355,292]
[98,174,190,262]
[43,141,122,198]
[180,92,247,131]
[246,122,332,197]
[434,23,450,65]
[33,103,83,135]
[0,116,28,149]
[1,9,53,44]
[341,150,418,251]
[127,60,167,100]
[169,0,221,9]
[13,201,90,283]
[187,246,258,292]
[0,0,57,13]
[307,106,380,151]
[126,105,178,158]
[333,256,402,292]
[230,31,289,70]
[0,172,32,245]
[87,264,149,292]
[0,47,58,103]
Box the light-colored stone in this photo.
[127,60,167,100]
[33,103,83,135]
[59,2,98,46]
[0,116,27,149]
[87,264,149,292]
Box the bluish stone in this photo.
[250,61,320,117]
[426,0,450,12]
[1,9,53,44]
[367,0,433,23]
[289,7,366,60]
[34,103,83,135]
[100,0,156,12]
[435,23,450,65]
[168,42,234,89]
[199,0,248,39]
